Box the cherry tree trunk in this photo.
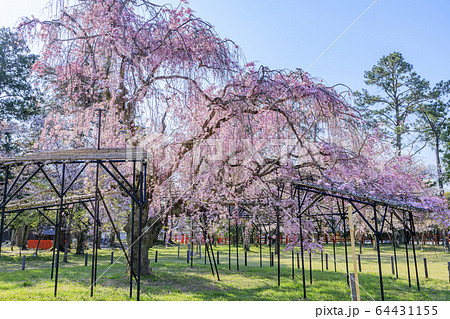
[125,204,163,276]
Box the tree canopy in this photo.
[354,52,429,156]
[0,27,40,154]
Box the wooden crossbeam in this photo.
[0,148,147,164]
[3,194,95,212]
[275,178,428,213]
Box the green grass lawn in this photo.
[0,243,449,301]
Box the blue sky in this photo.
[3,0,449,94]
[2,0,450,164]
[167,0,450,91]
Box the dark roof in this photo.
[41,229,55,236]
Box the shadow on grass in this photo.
[0,247,449,301]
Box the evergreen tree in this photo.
[416,81,450,194]
[0,27,40,155]
[354,52,429,156]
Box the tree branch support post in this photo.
[391,211,398,278]
[228,210,231,270]
[129,161,136,298]
[405,226,412,287]
[276,208,281,286]
[347,204,360,301]
[297,192,306,299]
[373,205,384,301]
[208,235,220,281]
[259,225,262,267]
[0,166,9,257]
[54,163,65,297]
[136,161,147,301]
[409,211,420,291]
[236,218,239,271]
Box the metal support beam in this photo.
[0,163,44,209]
[259,224,262,267]
[136,161,145,301]
[297,193,306,299]
[54,163,65,297]
[0,166,10,257]
[373,205,384,301]
[228,209,231,270]
[208,235,220,281]
[63,163,88,196]
[276,208,281,286]
[5,164,25,198]
[409,211,420,291]
[129,161,136,298]
[391,210,398,278]
[236,218,239,271]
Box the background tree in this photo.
[0,27,40,155]
[415,80,450,194]
[354,52,429,156]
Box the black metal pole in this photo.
[54,163,65,297]
[423,258,428,278]
[409,211,420,291]
[228,213,231,270]
[236,219,239,271]
[129,161,136,298]
[201,214,215,277]
[309,251,312,285]
[91,111,102,297]
[291,250,295,279]
[299,214,306,299]
[373,205,385,301]
[190,223,193,268]
[447,261,450,283]
[276,209,281,286]
[51,208,59,280]
[333,231,337,272]
[93,204,100,286]
[208,235,220,281]
[204,235,215,276]
[136,161,145,301]
[321,251,323,271]
[391,211,398,278]
[342,213,349,286]
[269,236,272,267]
[259,225,262,267]
[0,166,9,258]
[405,229,411,287]
[90,179,100,292]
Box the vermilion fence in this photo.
[27,239,53,250]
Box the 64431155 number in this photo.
[375,306,437,316]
